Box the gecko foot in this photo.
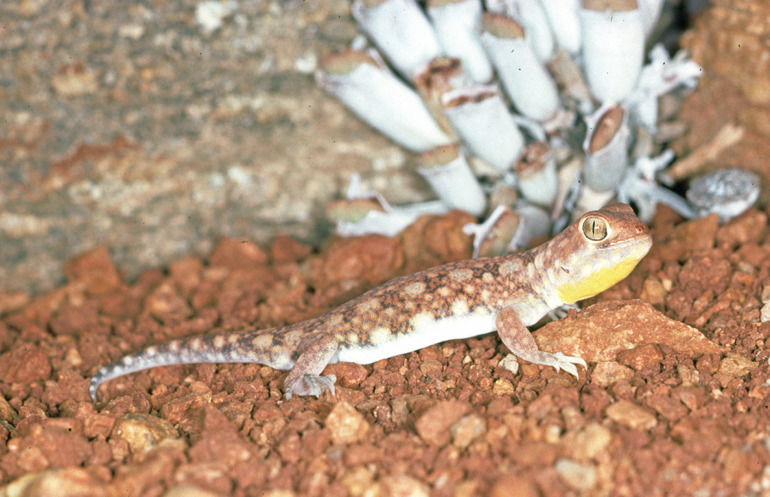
[503,351,587,379]
[285,374,337,399]
[541,352,587,379]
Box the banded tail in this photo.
[89,327,301,401]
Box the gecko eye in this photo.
[581,216,608,241]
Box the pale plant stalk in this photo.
[481,13,560,122]
[418,144,487,216]
[579,0,644,103]
[351,0,442,79]
[539,0,581,54]
[515,142,558,207]
[427,0,493,83]
[583,104,630,192]
[485,0,555,62]
[316,51,451,152]
[440,86,525,171]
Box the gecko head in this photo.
[548,203,652,304]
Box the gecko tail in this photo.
[89,329,296,401]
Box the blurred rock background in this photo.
[672,0,770,182]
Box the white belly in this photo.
[337,309,497,365]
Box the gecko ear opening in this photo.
[581,216,609,241]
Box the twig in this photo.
[665,123,746,181]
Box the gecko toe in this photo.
[560,362,579,379]
[552,353,587,378]
[285,374,337,399]
[553,352,588,369]
[530,351,586,379]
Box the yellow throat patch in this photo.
[556,253,644,304]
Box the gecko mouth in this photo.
[597,233,652,253]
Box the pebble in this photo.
[687,168,761,222]
[605,400,658,430]
[555,459,598,491]
[325,402,370,445]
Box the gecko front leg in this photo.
[284,333,339,399]
[495,306,587,378]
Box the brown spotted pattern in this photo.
[91,203,651,399]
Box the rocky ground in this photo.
[2,0,770,495]
[0,205,769,496]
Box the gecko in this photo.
[90,202,652,400]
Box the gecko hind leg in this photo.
[284,333,339,399]
[496,307,587,379]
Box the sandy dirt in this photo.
[0,206,769,496]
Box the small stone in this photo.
[762,302,770,322]
[270,234,312,264]
[259,491,296,497]
[112,413,179,455]
[450,414,486,449]
[209,238,268,270]
[163,485,222,497]
[418,359,443,379]
[722,448,751,484]
[605,400,657,430]
[761,285,770,304]
[498,354,519,375]
[639,276,667,307]
[316,235,403,287]
[414,400,471,446]
[489,474,538,497]
[63,247,122,295]
[2,469,108,497]
[50,301,100,337]
[563,423,612,461]
[14,418,93,469]
[678,254,732,298]
[340,466,376,496]
[673,386,706,411]
[617,344,664,371]
[737,242,769,269]
[380,474,430,497]
[687,169,761,222]
[143,280,192,321]
[277,432,302,464]
[453,481,481,497]
[492,378,515,396]
[655,214,718,262]
[645,393,689,421]
[718,353,757,378]
[415,210,474,263]
[0,343,51,383]
[0,395,19,423]
[555,459,598,491]
[591,361,634,387]
[0,291,30,315]
[168,256,203,296]
[323,362,368,389]
[325,402,370,445]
